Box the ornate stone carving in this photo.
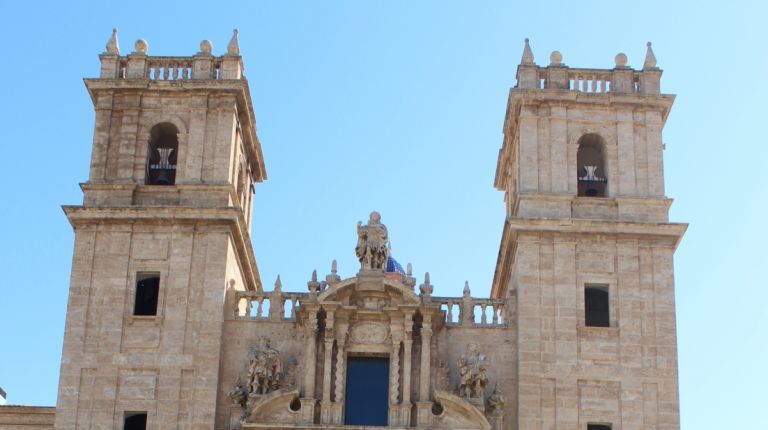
[247,338,283,396]
[435,359,451,392]
[227,376,247,407]
[349,322,389,344]
[487,383,506,415]
[457,343,489,398]
[355,211,390,271]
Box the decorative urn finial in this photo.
[227,29,241,56]
[199,39,213,55]
[463,281,471,297]
[520,38,535,65]
[614,52,628,68]
[643,42,658,70]
[549,50,563,66]
[133,39,148,55]
[105,28,119,55]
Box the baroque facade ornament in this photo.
[457,343,489,398]
[349,322,389,344]
[355,211,390,271]
[246,338,284,396]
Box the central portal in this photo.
[344,356,389,426]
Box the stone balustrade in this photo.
[233,290,306,320]
[434,296,507,327]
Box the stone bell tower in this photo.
[492,40,686,429]
[55,30,265,429]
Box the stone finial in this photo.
[419,272,433,300]
[308,269,322,294]
[227,29,240,56]
[614,52,628,68]
[199,39,213,55]
[549,50,563,66]
[133,39,148,55]
[643,42,657,70]
[463,281,471,297]
[406,262,413,277]
[105,28,119,55]
[520,38,535,65]
[326,260,341,286]
[274,275,282,292]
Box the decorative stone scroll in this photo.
[457,343,489,399]
[355,211,390,271]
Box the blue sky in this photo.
[0,1,765,428]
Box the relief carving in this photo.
[349,322,389,344]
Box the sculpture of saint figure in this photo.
[355,211,390,271]
[247,338,283,395]
[457,343,489,398]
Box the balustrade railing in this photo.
[534,68,642,93]
[233,291,306,321]
[434,296,507,327]
[112,56,222,80]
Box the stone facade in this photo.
[0,33,685,430]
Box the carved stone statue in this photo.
[355,211,390,271]
[247,338,283,395]
[487,383,506,415]
[457,343,489,398]
[227,376,247,407]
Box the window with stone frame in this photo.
[584,284,610,327]
[123,411,147,430]
[133,273,160,316]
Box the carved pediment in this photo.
[316,276,420,308]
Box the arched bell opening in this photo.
[576,133,608,197]
[146,123,179,185]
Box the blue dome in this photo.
[386,256,406,274]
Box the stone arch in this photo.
[244,388,301,425]
[432,390,492,430]
[145,122,180,185]
[136,115,189,182]
[576,133,608,197]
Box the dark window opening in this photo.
[577,134,607,197]
[588,424,612,430]
[146,123,179,185]
[124,412,147,430]
[134,273,160,316]
[344,357,389,426]
[585,285,610,327]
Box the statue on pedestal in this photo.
[355,211,390,271]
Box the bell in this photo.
[153,168,172,185]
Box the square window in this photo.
[134,273,160,316]
[124,411,147,430]
[587,424,612,430]
[585,285,609,327]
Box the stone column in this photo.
[300,310,318,424]
[321,312,335,424]
[400,312,414,425]
[332,333,346,424]
[302,311,318,397]
[389,329,403,425]
[416,315,433,426]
